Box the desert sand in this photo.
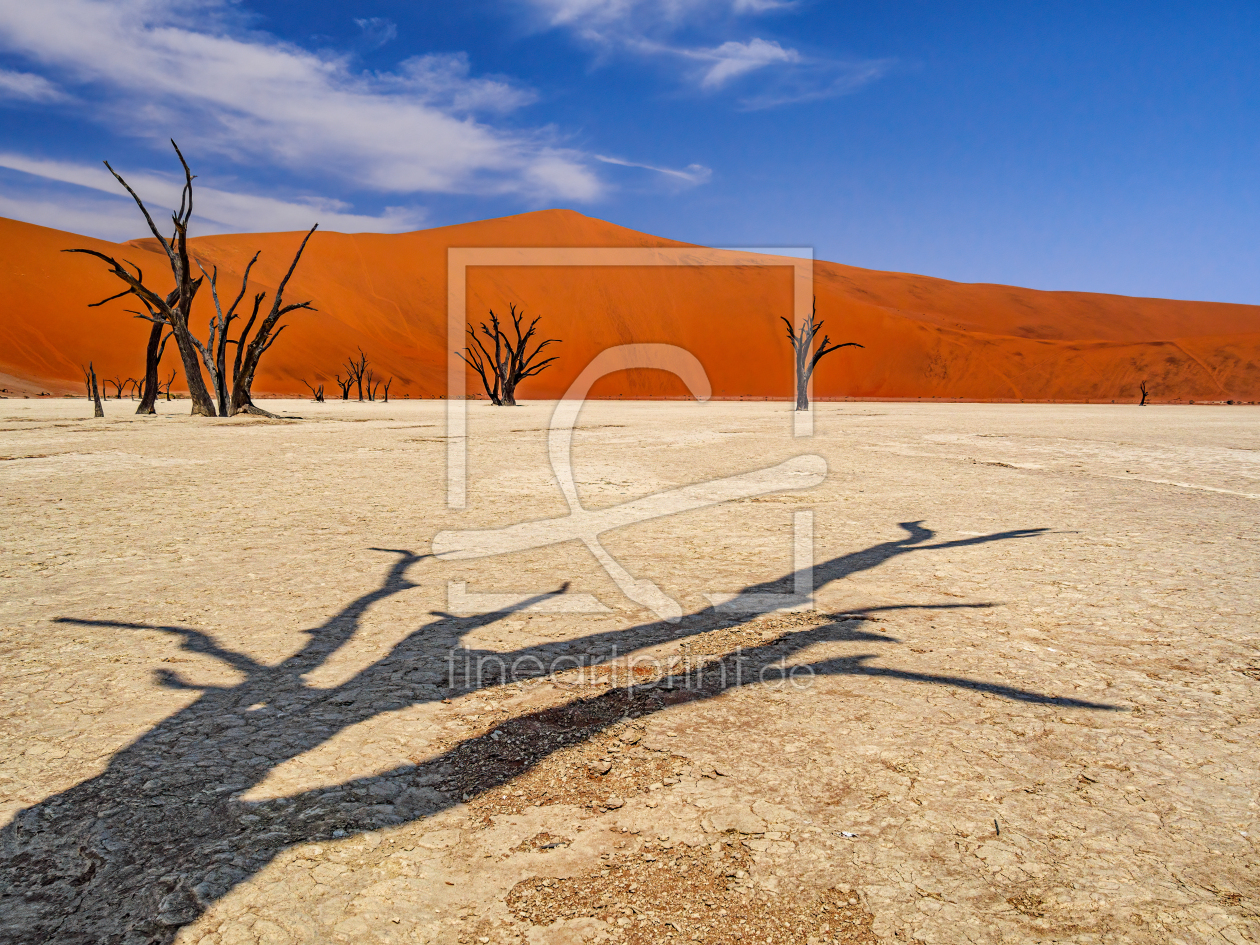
[1,397,1257,944]
[3,210,1260,404]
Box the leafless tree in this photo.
[105,376,125,399]
[160,369,178,401]
[134,329,176,414]
[1139,380,1149,406]
[781,297,863,411]
[124,378,141,400]
[302,379,325,402]
[129,291,179,416]
[82,363,104,418]
[223,228,318,417]
[459,303,559,406]
[65,142,217,415]
[382,377,393,403]
[365,369,376,402]
[343,349,368,402]
[334,373,354,400]
[65,141,317,418]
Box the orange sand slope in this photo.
[2,210,1257,402]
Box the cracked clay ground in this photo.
[0,399,1257,944]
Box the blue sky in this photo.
[1,1,1258,302]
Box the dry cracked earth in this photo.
[0,398,1257,944]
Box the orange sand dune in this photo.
[2,210,1257,403]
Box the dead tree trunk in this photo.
[106,376,124,399]
[1139,381,1149,406]
[161,369,177,401]
[136,322,162,414]
[382,378,392,403]
[64,141,216,416]
[459,303,559,406]
[335,374,354,400]
[136,325,174,415]
[82,363,104,418]
[781,297,863,411]
[302,379,325,402]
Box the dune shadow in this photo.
[0,522,1116,944]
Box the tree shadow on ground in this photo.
[0,522,1117,944]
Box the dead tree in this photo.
[128,290,180,416]
[365,369,376,402]
[382,377,393,403]
[1139,380,1149,406]
[66,141,317,417]
[781,297,863,411]
[137,329,175,413]
[106,376,125,399]
[195,254,260,417]
[65,142,217,416]
[124,378,141,400]
[223,225,318,417]
[302,379,325,402]
[459,303,559,406]
[334,373,354,400]
[82,363,104,418]
[160,369,177,401]
[343,349,368,402]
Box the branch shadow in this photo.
[0,523,1116,943]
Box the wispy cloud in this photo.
[0,67,65,102]
[521,0,888,107]
[354,16,398,49]
[0,0,599,201]
[525,0,787,29]
[594,154,712,184]
[0,152,426,236]
[687,38,800,89]
[736,57,892,110]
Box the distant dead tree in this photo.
[106,376,125,399]
[334,373,354,400]
[65,140,317,417]
[160,369,177,401]
[782,297,863,411]
[343,349,368,402]
[365,369,377,402]
[382,377,393,403]
[82,363,104,418]
[1139,380,1149,406]
[459,303,560,406]
[302,379,325,402]
[124,378,141,400]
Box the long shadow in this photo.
[1,523,1116,944]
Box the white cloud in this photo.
[0,0,600,201]
[0,152,426,235]
[594,154,712,184]
[690,38,799,89]
[0,67,65,102]
[387,53,538,113]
